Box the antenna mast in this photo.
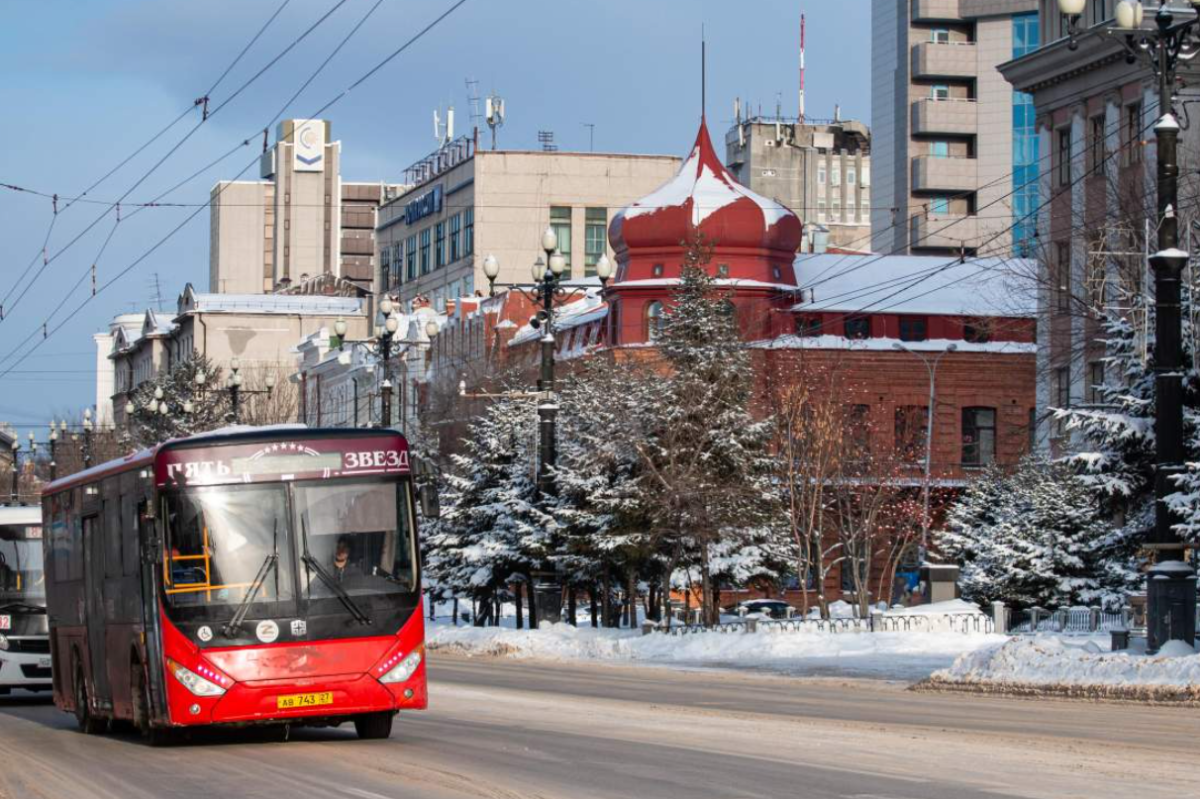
[799,13,806,124]
[701,26,707,120]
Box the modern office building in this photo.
[375,136,679,311]
[872,0,1040,257]
[209,119,404,295]
[724,115,872,252]
[1000,0,1200,452]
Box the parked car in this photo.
[732,599,795,619]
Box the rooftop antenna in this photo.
[799,12,806,124]
[537,130,557,152]
[485,93,505,150]
[465,77,483,127]
[582,122,595,152]
[701,24,707,120]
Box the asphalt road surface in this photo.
[1,655,1197,799]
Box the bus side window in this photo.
[104,499,122,579]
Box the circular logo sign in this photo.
[299,125,317,149]
[255,620,280,644]
[196,625,213,643]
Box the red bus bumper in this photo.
[159,608,427,727]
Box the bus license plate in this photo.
[38,657,51,669]
[276,692,333,709]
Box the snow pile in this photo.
[928,636,1200,700]
[428,621,1005,680]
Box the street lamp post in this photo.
[9,439,18,504]
[1061,0,1198,650]
[378,298,399,429]
[190,359,275,424]
[48,423,58,481]
[81,408,94,469]
[892,342,958,555]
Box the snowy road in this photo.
[1,654,1196,799]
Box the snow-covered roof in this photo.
[610,119,803,255]
[792,254,1036,317]
[177,283,364,316]
[750,335,1037,355]
[508,288,608,347]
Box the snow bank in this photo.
[428,621,1004,681]
[928,636,1200,700]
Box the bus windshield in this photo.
[0,525,46,605]
[163,484,295,617]
[294,480,416,599]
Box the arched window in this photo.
[646,301,665,341]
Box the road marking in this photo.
[343,789,393,799]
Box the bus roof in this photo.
[42,426,412,496]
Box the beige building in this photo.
[872,0,1039,256]
[725,116,872,252]
[107,284,370,427]
[375,138,679,309]
[210,119,404,295]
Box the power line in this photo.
[0,0,470,386]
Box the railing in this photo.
[652,612,994,637]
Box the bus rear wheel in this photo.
[353,711,394,740]
[74,666,106,735]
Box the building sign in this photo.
[155,435,410,487]
[293,119,325,172]
[404,184,443,225]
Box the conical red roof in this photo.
[609,119,803,256]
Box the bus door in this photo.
[82,513,111,706]
[136,498,167,719]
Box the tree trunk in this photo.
[699,540,714,627]
[662,571,672,630]
[453,597,459,626]
[590,587,598,628]
[514,581,524,630]
[627,570,638,628]
[524,570,539,628]
[647,582,658,622]
[495,594,502,627]
[567,587,577,627]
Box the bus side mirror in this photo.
[418,484,441,519]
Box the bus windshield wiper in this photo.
[0,601,45,614]
[300,516,371,626]
[222,518,279,638]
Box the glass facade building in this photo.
[1012,13,1040,256]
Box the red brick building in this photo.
[421,119,1037,608]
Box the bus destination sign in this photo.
[156,436,410,487]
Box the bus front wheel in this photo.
[132,663,174,747]
[353,711,393,740]
[73,666,106,735]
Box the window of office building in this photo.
[818,200,827,220]
[420,228,431,275]
[380,245,392,290]
[392,243,403,285]
[1055,241,1071,312]
[831,164,841,186]
[550,206,572,267]
[1057,127,1072,186]
[931,84,950,100]
[406,234,417,281]
[930,196,950,216]
[464,207,475,255]
[931,27,950,43]
[1088,360,1106,404]
[846,167,857,186]
[818,163,827,185]
[1125,102,1143,165]
[584,207,607,276]
[435,222,446,268]
[929,141,949,158]
[449,213,461,262]
[1012,12,1040,256]
[962,407,996,467]
[1088,116,1106,173]
[1055,366,1071,410]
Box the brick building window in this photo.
[962,407,996,467]
[895,405,928,463]
[794,315,822,337]
[963,318,991,343]
[1088,115,1106,173]
[844,317,870,340]
[847,404,871,464]
[646,301,665,342]
[899,316,928,342]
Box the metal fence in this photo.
[1006,606,1133,636]
[653,612,994,637]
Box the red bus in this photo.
[42,427,431,743]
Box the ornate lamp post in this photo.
[477,231,613,500]
[1060,0,1198,650]
[48,423,58,481]
[190,359,275,424]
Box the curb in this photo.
[912,677,1200,706]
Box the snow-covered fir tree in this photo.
[940,456,1135,609]
[127,354,231,448]
[424,392,555,621]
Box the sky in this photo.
[0,0,871,433]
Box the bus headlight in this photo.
[166,658,226,697]
[377,646,422,685]
[0,634,9,651]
